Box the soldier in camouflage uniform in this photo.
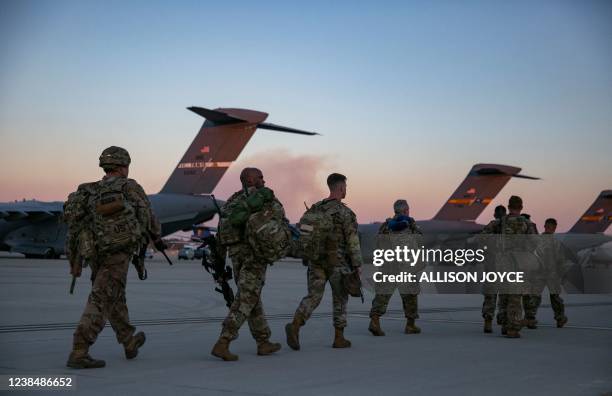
[66,146,162,369]
[481,195,537,338]
[481,205,507,333]
[369,199,422,336]
[211,168,283,361]
[285,173,363,350]
[522,218,568,328]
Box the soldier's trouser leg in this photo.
[369,287,395,318]
[503,294,523,331]
[295,265,328,324]
[522,294,542,320]
[550,294,566,320]
[73,253,135,348]
[328,267,348,329]
[497,294,508,325]
[482,294,497,320]
[220,262,269,342]
[247,299,272,344]
[399,293,419,319]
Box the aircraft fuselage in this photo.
[0,193,222,257]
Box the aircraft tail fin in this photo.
[159,107,316,195]
[432,163,539,222]
[568,190,612,233]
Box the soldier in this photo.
[285,173,363,350]
[481,195,537,338]
[211,167,283,361]
[368,199,422,336]
[522,218,568,328]
[481,205,506,333]
[66,146,162,368]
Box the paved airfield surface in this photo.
[1,254,611,396]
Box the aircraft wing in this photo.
[0,201,63,222]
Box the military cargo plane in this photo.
[0,107,317,258]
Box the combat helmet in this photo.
[99,146,131,168]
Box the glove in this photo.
[70,263,82,277]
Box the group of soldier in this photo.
[480,196,568,339]
[64,146,569,368]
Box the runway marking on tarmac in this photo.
[1,302,611,334]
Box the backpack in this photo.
[245,201,291,263]
[298,202,335,263]
[89,177,142,255]
[63,186,96,262]
[218,188,276,247]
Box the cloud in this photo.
[213,149,333,222]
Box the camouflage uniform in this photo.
[72,176,161,349]
[522,233,567,324]
[481,214,537,334]
[482,294,506,324]
[481,218,505,324]
[523,294,566,322]
[219,189,286,342]
[370,216,422,320]
[294,198,363,329]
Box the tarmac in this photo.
[1,253,611,396]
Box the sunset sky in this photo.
[1,1,611,232]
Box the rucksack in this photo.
[63,185,96,261]
[218,188,276,247]
[89,177,142,255]
[245,201,290,263]
[298,202,335,263]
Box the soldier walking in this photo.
[481,195,537,338]
[211,168,284,361]
[369,199,422,336]
[481,205,507,333]
[65,146,162,368]
[522,218,568,328]
[285,173,363,350]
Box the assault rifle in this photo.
[197,194,235,308]
[200,234,234,308]
[68,252,83,294]
[131,232,173,280]
[69,274,77,294]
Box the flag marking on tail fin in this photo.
[177,161,233,170]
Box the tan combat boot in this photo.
[124,331,146,360]
[285,315,304,351]
[257,341,282,356]
[523,318,538,329]
[506,329,521,338]
[332,327,351,348]
[483,319,493,334]
[66,344,106,369]
[368,315,385,336]
[404,319,421,334]
[556,316,568,328]
[211,337,238,361]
